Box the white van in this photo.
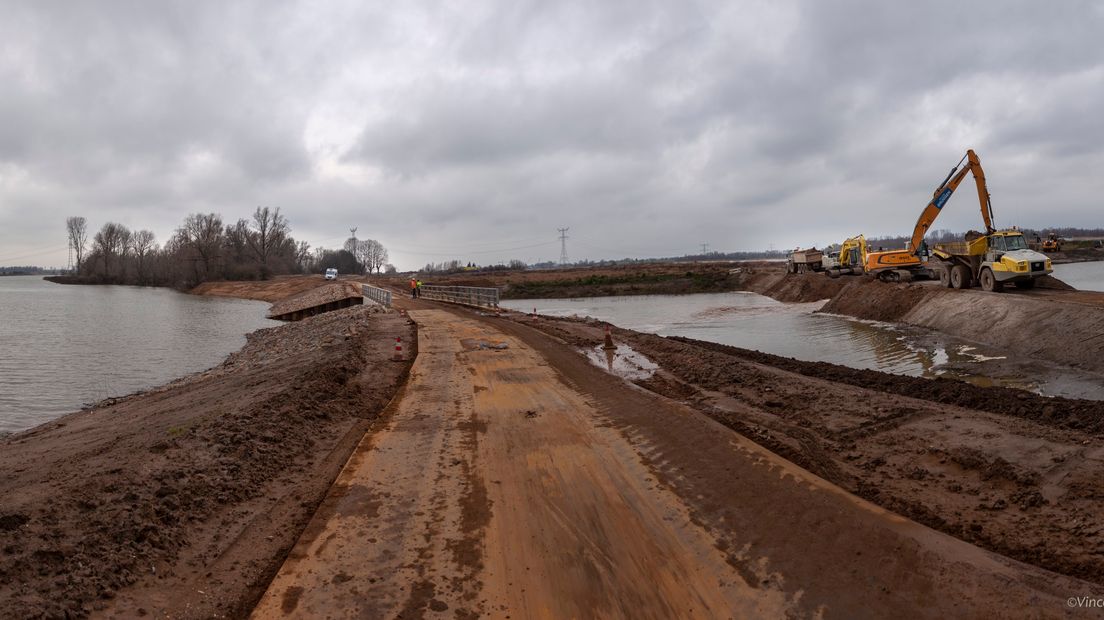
[324,268,338,280]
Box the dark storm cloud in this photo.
[1,0,1103,269]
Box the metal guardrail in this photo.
[418,285,500,308]
[361,284,393,307]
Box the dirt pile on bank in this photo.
[507,312,1104,586]
[1050,247,1104,264]
[0,306,413,619]
[191,274,341,303]
[731,266,849,302]
[266,281,365,317]
[818,278,1104,374]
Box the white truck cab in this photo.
[324,268,338,280]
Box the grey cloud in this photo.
[1,0,1103,269]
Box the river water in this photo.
[1052,261,1104,291]
[0,276,276,433]
[501,291,1104,400]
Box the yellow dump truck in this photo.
[932,229,1052,291]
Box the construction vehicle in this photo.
[928,151,1052,292]
[1041,233,1063,252]
[787,247,824,273]
[859,149,990,282]
[824,235,867,278]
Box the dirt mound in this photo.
[662,334,1104,434]
[815,278,1104,375]
[266,281,365,317]
[191,274,338,303]
[0,306,413,618]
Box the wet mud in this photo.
[511,312,1104,587]
[0,306,414,619]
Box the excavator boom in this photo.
[905,149,994,254]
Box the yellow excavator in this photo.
[928,150,1052,291]
[860,151,998,281]
[824,235,867,278]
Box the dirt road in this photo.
[254,308,1096,618]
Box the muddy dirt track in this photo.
[253,301,1101,618]
[520,312,1104,591]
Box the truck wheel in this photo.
[938,267,951,288]
[950,264,971,289]
[980,268,1003,292]
[1014,279,1036,290]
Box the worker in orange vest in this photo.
[410,277,418,298]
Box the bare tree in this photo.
[92,222,131,280]
[132,230,157,283]
[295,240,312,273]
[248,206,289,277]
[66,216,88,271]
[179,213,225,281]
[365,239,389,273]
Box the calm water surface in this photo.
[502,291,1104,400]
[0,276,275,433]
[1053,261,1104,292]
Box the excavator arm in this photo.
[906,149,995,254]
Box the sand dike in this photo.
[735,268,1104,375]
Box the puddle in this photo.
[460,338,509,351]
[580,344,659,381]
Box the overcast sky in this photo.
[2,0,1103,270]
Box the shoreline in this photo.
[0,301,413,618]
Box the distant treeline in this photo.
[0,266,63,276]
[64,209,391,288]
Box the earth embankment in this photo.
[818,279,1104,375]
[1049,246,1104,264]
[0,305,413,619]
[726,265,1104,376]
[190,274,346,302]
[511,312,1104,588]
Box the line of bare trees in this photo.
[65,208,316,287]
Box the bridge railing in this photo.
[361,284,393,307]
[418,285,500,308]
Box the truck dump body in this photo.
[788,248,824,273]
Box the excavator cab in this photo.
[825,235,867,278]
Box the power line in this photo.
[0,245,69,264]
[389,240,558,257]
[700,243,709,254]
[558,227,570,265]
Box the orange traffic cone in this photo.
[393,337,404,361]
[602,325,617,350]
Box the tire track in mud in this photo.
[503,312,1104,589]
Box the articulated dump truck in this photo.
[920,150,1052,292]
[932,229,1052,292]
